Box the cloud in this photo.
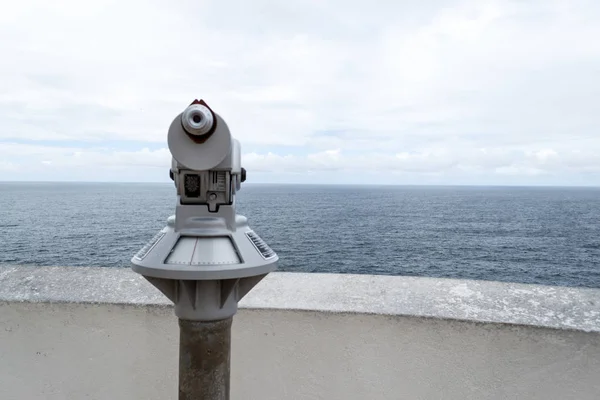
[0,0,599,184]
[1,140,599,185]
[0,160,17,171]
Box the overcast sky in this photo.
[1,0,599,185]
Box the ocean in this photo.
[0,182,599,288]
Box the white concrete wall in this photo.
[1,266,600,400]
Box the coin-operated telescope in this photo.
[131,99,278,399]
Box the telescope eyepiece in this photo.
[181,104,214,136]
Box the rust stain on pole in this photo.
[179,317,232,400]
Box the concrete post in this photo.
[178,318,233,400]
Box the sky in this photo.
[0,0,599,185]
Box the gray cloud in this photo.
[0,0,599,184]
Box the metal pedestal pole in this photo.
[179,317,233,400]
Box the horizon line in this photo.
[0,180,599,189]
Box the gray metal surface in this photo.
[145,275,266,321]
[131,214,277,280]
[181,104,214,136]
[168,112,231,171]
[179,318,232,400]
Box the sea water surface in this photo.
[0,182,599,288]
